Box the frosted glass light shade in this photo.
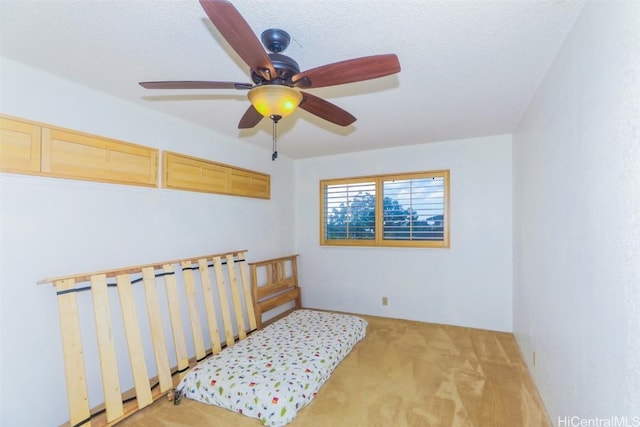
[248,85,302,118]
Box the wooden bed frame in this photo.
[39,251,300,427]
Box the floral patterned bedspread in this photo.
[177,309,367,426]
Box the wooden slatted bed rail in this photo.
[39,250,303,427]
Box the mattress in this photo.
[177,309,367,426]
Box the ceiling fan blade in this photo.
[298,91,356,127]
[292,54,401,89]
[139,81,253,90]
[238,105,264,129]
[199,0,276,80]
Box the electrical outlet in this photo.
[382,296,388,306]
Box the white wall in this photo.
[294,135,513,332]
[513,1,640,424]
[0,59,296,426]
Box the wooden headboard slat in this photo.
[180,260,207,361]
[141,267,173,394]
[197,258,223,354]
[161,263,189,376]
[55,278,91,426]
[90,274,124,422]
[226,253,247,340]
[238,252,257,331]
[212,256,236,346]
[116,274,154,410]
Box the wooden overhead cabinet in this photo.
[0,115,158,187]
[163,151,270,199]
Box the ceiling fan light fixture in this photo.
[248,85,302,119]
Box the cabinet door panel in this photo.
[163,152,228,194]
[0,117,42,174]
[41,128,158,187]
[229,169,270,199]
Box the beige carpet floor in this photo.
[120,314,551,427]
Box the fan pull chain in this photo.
[271,115,280,161]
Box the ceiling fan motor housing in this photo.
[249,28,300,86]
[251,53,300,86]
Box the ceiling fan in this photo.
[139,0,401,131]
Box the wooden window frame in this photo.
[319,170,450,248]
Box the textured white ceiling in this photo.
[0,0,584,159]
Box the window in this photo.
[320,170,449,248]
